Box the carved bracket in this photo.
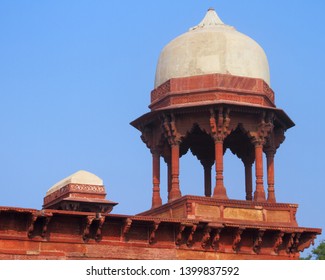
[211,228,222,250]
[273,231,284,253]
[287,233,301,254]
[253,230,265,254]
[283,232,296,254]
[27,214,38,238]
[187,224,198,247]
[201,226,211,248]
[140,126,153,150]
[27,211,53,239]
[122,218,132,241]
[95,216,106,241]
[232,227,244,252]
[140,126,164,154]
[250,112,274,146]
[82,215,106,242]
[162,114,181,146]
[83,216,95,241]
[209,108,231,142]
[41,216,52,238]
[176,224,186,245]
[149,221,160,244]
[297,233,317,253]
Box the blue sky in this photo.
[0,1,324,255]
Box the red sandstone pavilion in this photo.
[0,9,321,260]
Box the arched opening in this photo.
[179,124,215,197]
[224,125,255,201]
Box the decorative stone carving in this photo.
[122,218,132,241]
[187,224,198,247]
[95,216,106,241]
[83,216,95,241]
[232,228,244,252]
[201,226,211,248]
[27,211,53,239]
[209,108,231,142]
[253,230,265,254]
[211,228,222,250]
[162,114,181,146]
[273,231,284,253]
[149,221,160,244]
[297,233,317,253]
[175,224,186,246]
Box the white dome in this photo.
[46,170,103,195]
[154,9,270,88]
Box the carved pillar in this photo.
[254,141,266,201]
[265,148,276,202]
[210,109,230,199]
[213,139,227,198]
[169,143,181,202]
[251,113,273,202]
[162,114,182,202]
[244,162,253,201]
[151,149,162,208]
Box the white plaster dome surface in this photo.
[46,170,103,195]
[154,9,270,88]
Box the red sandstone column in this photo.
[151,150,162,208]
[244,162,253,201]
[167,159,172,194]
[266,149,276,202]
[168,144,181,202]
[213,140,228,199]
[254,143,266,201]
[202,160,212,197]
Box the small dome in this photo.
[46,170,103,195]
[154,8,270,88]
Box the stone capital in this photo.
[162,114,182,146]
[209,108,231,142]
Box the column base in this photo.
[213,184,228,199]
[254,190,266,202]
[168,188,182,202]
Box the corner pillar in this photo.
[265,148,276,202]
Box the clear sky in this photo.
[0,1,324,256]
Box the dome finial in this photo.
[190,8,224,31]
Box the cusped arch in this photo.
[180,123,215,163]
[224,124,255,164]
